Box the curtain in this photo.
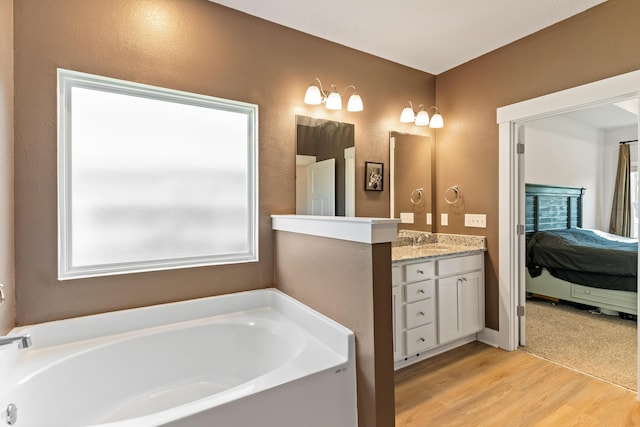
[609,143,631,237]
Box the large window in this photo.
[58,69,258,279]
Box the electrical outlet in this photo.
[426,213,432,225]
[400,212,414,224]
[465,214,487,228]
[441,213,448,226]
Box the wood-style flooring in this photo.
[395,341,640,427]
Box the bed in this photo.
[525,183,638,316]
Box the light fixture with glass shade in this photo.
[304,78,363,112]
[399,102,444,128]
[400,101,416,123]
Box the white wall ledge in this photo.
[271,215,400,244]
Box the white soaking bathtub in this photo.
[0,289,357,427]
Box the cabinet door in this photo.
[392,285,405,361]
[438,271,484,345]
[460,270,484,336]
[437,275,460,344]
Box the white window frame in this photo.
[57,69,258,279]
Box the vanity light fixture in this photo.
[400,102,444,128]
[304,78,363,112]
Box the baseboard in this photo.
[477,327,502,349]
[394,335,477,371]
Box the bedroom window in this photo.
[57,69,258,280]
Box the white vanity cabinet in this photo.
[437,254,484,345]
[393,252,484,370]
[392,266,404,362]
[392,261,437,363]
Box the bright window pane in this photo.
[58,70,258,279]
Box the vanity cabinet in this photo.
[392,261,437,363]
[393,252,484,369]
[392,266,404,361]
[437,255,484,345]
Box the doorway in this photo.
[497,69,640,392]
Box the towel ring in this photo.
[410,188,423,205]
[444,185,460,205]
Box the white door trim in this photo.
[497,69,640,355]
[344,146,356,217]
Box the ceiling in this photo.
[210,0,606,75]
[563,100,639,130]
[210,0,636,130]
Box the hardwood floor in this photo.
[395,341,640,427]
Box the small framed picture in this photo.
[365,161,384,191]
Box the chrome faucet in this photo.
[412,233,428,247]
[0,335,32,349]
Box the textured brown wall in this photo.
[274,232,394,427]
[13,0,435,325]
[0,0,14,334]
[435,0,640,329]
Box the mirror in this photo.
[390,131,434,231]
[296,115,355,216]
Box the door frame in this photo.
[496,71,640,383]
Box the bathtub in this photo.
[0,289,357,427]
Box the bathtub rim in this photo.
[8,288,353,360]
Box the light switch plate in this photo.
[441,213,448,226]
[465,214,487,228]
[400,212,414,224]
[426,213,432,225]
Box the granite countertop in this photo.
[391,230,486,263]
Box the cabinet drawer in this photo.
[438,254,482,276]
[405,261,435,283]
[406,298,435,329]
[406,280,435,303]
[392,265,402,285]
[406,323,436,354]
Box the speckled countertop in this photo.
[392,230,486,263]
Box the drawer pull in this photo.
[416,269,424,275]
[585,290,591,294]
[417,311,425,316]
[418,338,426,342]
[417,289,425,294]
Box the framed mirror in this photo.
[296,115,355,216]
[390,131,434,231]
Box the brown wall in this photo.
[12,0,637,338]
[274,232,394,427]
[0,0,14,334]
[13,0,435,325]
[435,0,640,329]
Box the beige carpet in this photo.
[521,299,637,391]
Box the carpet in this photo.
[521,298,637,391]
